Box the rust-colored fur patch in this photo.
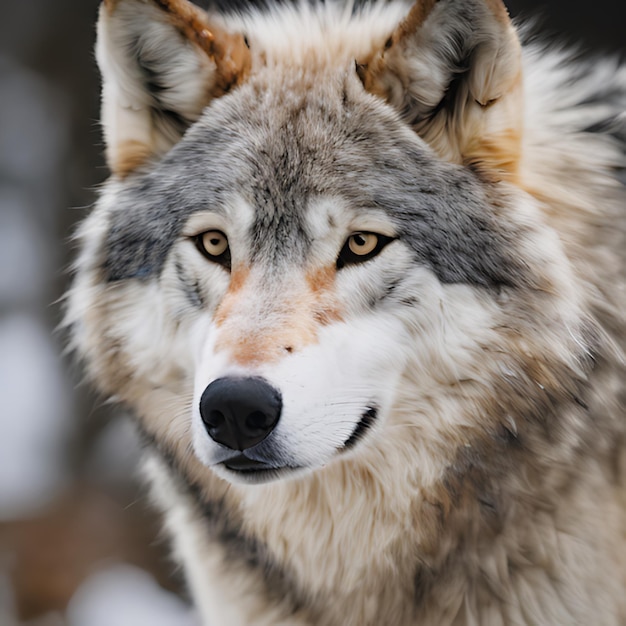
[464,126,522,183]
[111,139,153,179]
[106,0,250,96]
[393,0,438,43]
[151,0,250,95]
[213,266,250,328]
[306,266,342,325]
[213,266,342,366]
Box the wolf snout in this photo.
[199,377,282,451]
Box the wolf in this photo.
[66,0,626,623]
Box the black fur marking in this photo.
[400,296,420,306]
[139,61,168,96]
[495,421,522,447]
[132,38,199,138]
[174,257,204,309]
[379,277,403,303]
[343,407,377,449]
[429,57,469,119]
[413,565,436,606]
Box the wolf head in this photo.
[68,0,600,487]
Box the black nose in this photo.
[199,377,282,451]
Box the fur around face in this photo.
[67,0,626,624]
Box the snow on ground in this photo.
[66,564,201,626]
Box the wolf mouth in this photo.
[223,454,288,472]
[219,407,378,479]
[220,454,302,481]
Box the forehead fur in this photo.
[103,75,524,290]
[234,1,411,69]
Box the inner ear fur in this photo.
[97,0,250,177]
[359,0,523,180]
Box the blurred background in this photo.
[0,0,623,624]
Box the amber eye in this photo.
[194,230,230,268]
[337,232,393,268]
[348,233,378,255]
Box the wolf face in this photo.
[94,67,540,485]
[68,0,609,489]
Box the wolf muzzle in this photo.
[199,377,282,452]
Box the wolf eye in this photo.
[337,232,393,269]
[195,230,230,268]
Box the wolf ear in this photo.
[358,0,523,179]
[96,0,250,177]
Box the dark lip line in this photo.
[342,407,378,450]
[219,407,378,476]
[220,453,301,475]
[223,464,301,475]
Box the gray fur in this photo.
[104,77,526,288]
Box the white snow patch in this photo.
[0,314,71,519]
[67,563,201,626]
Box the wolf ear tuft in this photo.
[359,0,523,180]
[97,0,250,177]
